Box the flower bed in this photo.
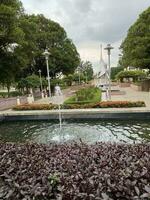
[92,101,145,108]
[13,103,58,111]
[0,143,150,199]
[13,101,145,110]
[63,101,145,109]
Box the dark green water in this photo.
[0,120,150,144]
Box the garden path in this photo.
[35,83,150,108]
[35,84,91,105]
[111,86,150,108]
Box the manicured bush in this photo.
[92,101,146,108]
[63,101,145,109]
[13,101,145,111]
[0,142,150,200]
[64,86,101,105]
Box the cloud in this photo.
[21,0,150,69]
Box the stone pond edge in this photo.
[0,108,150,121]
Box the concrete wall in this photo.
[1,110,150,121]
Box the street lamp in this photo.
[42,49,51,97]
[104,44,114,100]
[38,69,43,91]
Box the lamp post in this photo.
[104,44,114,100]
[42,49,51,97]
[38,69,43,91]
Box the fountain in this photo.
[58,104,62,131]
[0,120,150,144]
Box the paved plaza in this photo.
[111,86,150,108]
[35,84,150,108]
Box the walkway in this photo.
[35,84,150,108]
[111,86,150,108]
[35,84,90,105]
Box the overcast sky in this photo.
[21,0,150,71]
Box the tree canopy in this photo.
[0,0,25,91]
[77,61,94,81]
[111,66,124,80]
[19,14,80,78]
[0,0,80,92]
[116,70,147,82]
[120,7,150,70]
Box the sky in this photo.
[21,0,150,71]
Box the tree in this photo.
[120,7,150,70]
[0,5,80,91]
[116,70,147,83]
[0,0,23,49]
[18,74,40,93]
[19,14,80,78]
[77,61,94,81]
[111,66,124,80]
[0,0,26,92]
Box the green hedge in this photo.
[13,101,145,111]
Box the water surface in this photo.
[0,120,150,144]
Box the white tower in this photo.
[94,45,110,101]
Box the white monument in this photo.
[94,45,109,101]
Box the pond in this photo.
[0,120,150,144]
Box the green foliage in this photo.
[0,0,23,49]
[0,91,22,98]
[18,74,40,90]
[120,7,150,70]
[77,61,94,81]
[0,2,80,92]
[111,66,124,80]
[64,87,101,104]
[19,14,80,78]
[63,74,73,86]
[48,174,60,189]
[25,75,40,88]
[116,70,147,82]
[72,73,86,83]
[0,0,25,92]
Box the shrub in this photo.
[0,143,150,199]
[64,86,101,105]
[13,101,145,111]
[63,101,145,109]
[13,103,58,111]
[92,101,145,108]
